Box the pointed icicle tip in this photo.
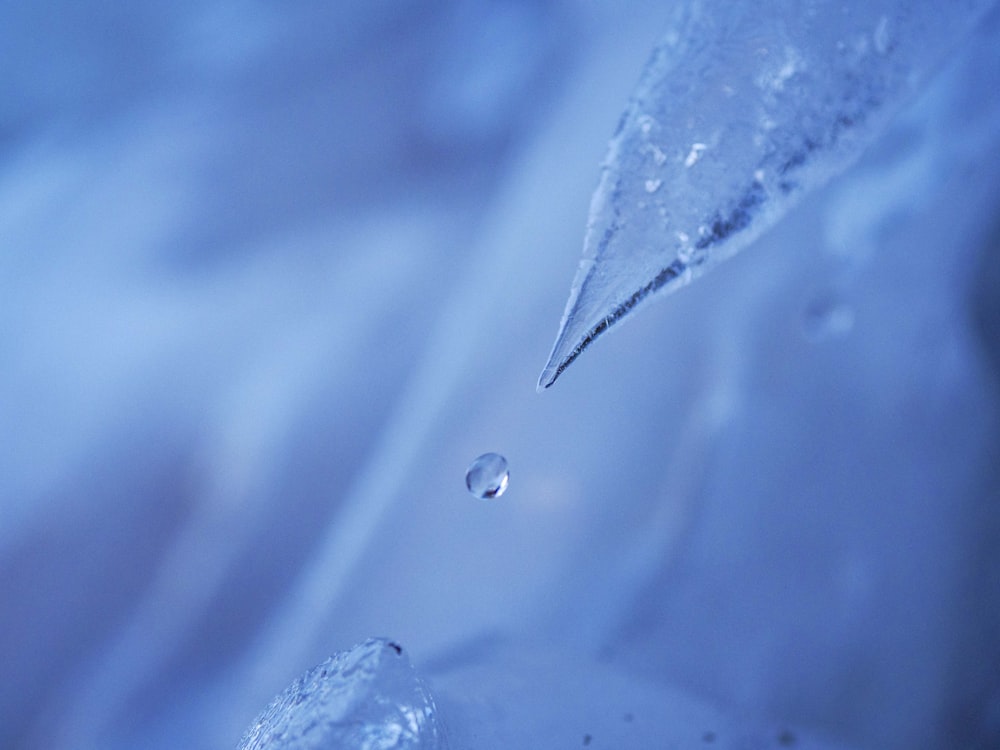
[536,301,607,392]
[536,362,559,392]
[536,370,554,393]
[535,278,597,392]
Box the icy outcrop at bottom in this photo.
[238,638,445,750]
[428,640,856,750]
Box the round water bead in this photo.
[465,453,509,499]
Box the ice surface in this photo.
[239,638,444,750]
[427,640,855,749]
[539,0,997,388]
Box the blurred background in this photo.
[2,1,999,749]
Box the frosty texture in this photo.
[539,0,995,389]
[238,639,445,750]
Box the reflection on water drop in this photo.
[465,453,509,499]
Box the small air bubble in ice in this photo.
[644,178,662,193]
[465,453,509,499]
[643,143,667,165]
[684,143,707,167]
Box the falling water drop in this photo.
[465,453,509,499]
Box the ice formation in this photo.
[3,2,1000,750]
[539,0,997,388]
[239,639,444,750]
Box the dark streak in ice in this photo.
[541,258,687,388]
[695,182,767,250]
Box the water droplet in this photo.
[465,453,509,499]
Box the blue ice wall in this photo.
[1,2,999,749]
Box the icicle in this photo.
[539,0,995,389]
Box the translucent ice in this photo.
[538,0,996,389]
[238,639,445,750]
